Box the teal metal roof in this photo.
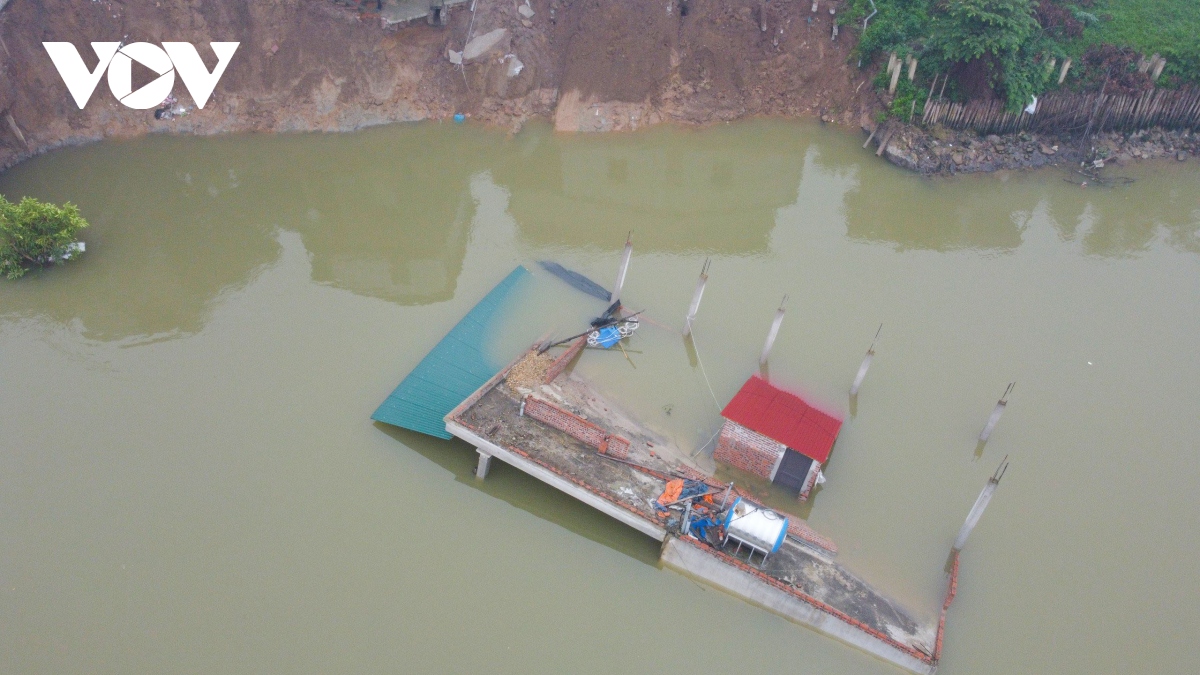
[372,266,531,438]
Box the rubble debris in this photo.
[462,28,508,62]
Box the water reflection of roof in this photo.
[721,375,843,463]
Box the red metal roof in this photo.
[720,375,843,463]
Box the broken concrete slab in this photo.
[380,0,469,26]
[463,28,509,62]
[506,55,524,78]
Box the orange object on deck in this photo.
[657,479,684,507]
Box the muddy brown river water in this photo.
[2,120,1199,673]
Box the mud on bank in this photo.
[0,0,877,172]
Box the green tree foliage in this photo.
[0,195,89,279]
[926,0,1052,110]
[846,0,1198,114]
[1074,0,1200,87]
[927,0,1040,64]
[846,0,1064,112]
[847,0,931,60]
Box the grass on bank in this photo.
[1074,0,1200,84]
[843,0,1200,116]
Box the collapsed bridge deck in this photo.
[446,360,939,674]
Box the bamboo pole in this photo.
[876,124,896,156]
[923,75,938,123]
[5,112,27,147]
[611,232,633,306]
[953,457,1009,552]
[862,125,878,149]
[682,258,709,336]
[760,296,787,365]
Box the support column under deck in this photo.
[475,450,492,479]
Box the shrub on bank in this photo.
[0,195,89,279]
[844,0,1199,115]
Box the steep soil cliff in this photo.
[0,0,877,171]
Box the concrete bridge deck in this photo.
[444,363,940,674]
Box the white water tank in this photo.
[723,498,788,557]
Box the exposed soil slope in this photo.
[0,0,877,171]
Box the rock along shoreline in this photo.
[874,122,1197,176]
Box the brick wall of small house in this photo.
[713,420,785,480]
[523,396,630,460]
[798,462,820,502]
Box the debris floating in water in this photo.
[587,316,639,348]
[538,260,611,301]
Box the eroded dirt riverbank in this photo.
[0,0,876,172]
[3,0,1194,178]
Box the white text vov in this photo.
[43,42,239,110]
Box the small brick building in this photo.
[714,375,843,501]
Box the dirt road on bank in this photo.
[0,0,878,171]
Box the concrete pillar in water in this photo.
[611,233,633,306]
[758,295,787,365]
[475,450,492,479]
[850,324,882,397]
[979,382,1014,442]
[953,457,1008,552]
[683,259,710,337]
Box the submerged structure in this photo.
[373,261,986,674]
[715,375,843,500]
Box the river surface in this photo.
[2,120,1198,674]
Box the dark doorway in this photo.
[772,448,813,491]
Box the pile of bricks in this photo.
[543,336,587,383]
[713,420,785,480]
[523,395,630,460]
